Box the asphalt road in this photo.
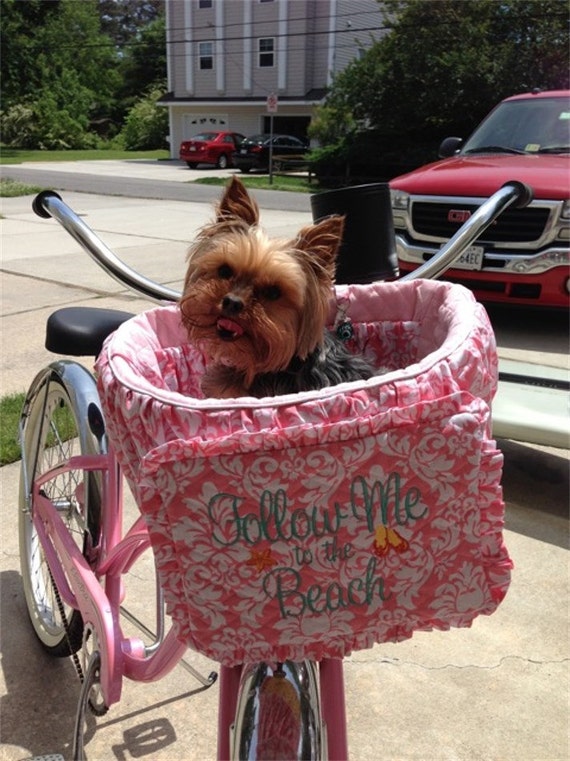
[3,163,311,210]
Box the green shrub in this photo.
[309,141,351,185]
[310,130,442,187]
[0,103,38,148]
[118,85,169,151]
[1,94,98,150]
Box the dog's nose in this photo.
[222,294,244,315]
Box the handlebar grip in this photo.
[32,190,63,219]
[501,181,534,209]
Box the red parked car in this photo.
[179,131,245,169]
[390,91,570,309]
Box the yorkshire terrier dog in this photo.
[179,176,375,398]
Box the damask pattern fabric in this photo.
[96,280,512,666]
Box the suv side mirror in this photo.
[438,137,463,158]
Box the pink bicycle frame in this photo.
[31,451,189,707]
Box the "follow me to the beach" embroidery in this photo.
[207,472,429,619]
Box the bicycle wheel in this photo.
[19,368,103,656]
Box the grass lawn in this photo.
[0,147,170,165]
[0,177,45,197]
[1,392,24,465]
[194,174,314,193]
[1,390,78,466]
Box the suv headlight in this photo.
[390,189,410,210]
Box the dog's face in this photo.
[180,177,344,386]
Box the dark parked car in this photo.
[232,134,309,172]
[179,131,245,169]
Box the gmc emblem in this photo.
[448,209,472,223]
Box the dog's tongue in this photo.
[217,317,244,338]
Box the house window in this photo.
[199,41,214,70]
[198,0,212,8]
[259,38,274,68]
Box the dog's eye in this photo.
[218,264,233,279]
[261,285,281,301]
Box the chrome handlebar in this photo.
[32,181,533,299]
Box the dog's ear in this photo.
[294,216,344,359]
[295,215,344,279]
[216,176,259,227]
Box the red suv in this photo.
[179,131,245,169]
[390,91,570,308]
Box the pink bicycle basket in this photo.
[96,280,512,666]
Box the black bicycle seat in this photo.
[46,307,135,357]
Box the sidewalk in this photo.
[4,157,312,186]
[0,168,568,761]
[6,158,231,183]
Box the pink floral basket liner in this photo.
[96,280,512,666]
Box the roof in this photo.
[157,89,328,106]
[504,90,570,101]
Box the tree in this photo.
[0,0,61,108]
[98,0,166,121]
[1,0,120,147]
[118,16,167,110]
[311,0,569,180]
[98,0,164,48]
[1,0,119,110]
[1,70,98,150]
[368,0,569,134]
[0,0,166,148]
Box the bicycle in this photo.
[18,181,530,760]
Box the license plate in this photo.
[189,146,196,151]
[240,148,247,154]
[449,244,484,271]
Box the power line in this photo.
[35,6,568,55]
[17,0,567,57]
[49,20,390,53]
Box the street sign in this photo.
[266,92,278,113]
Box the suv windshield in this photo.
[462,96,570,155]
